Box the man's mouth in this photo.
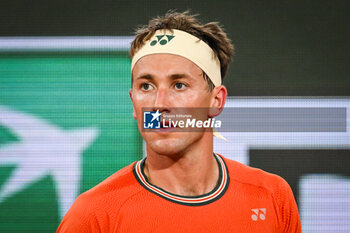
[161,120,175,128]
[153,120,176,132]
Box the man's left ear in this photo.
[129,89,137,119]
[209,85,227,117]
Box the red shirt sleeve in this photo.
[56,194,99,233]
[278,178,302,233]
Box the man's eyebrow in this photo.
[169,73,191,80]
[135,73,192,81]
[135,74,154,80]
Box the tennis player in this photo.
[57,11,301,232]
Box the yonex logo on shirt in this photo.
[150,34,175,46]
[251,208,266,221]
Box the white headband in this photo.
[131,29,222,87]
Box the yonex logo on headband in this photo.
[150,35,175,46]
[131,29,222,87]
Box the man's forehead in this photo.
[132,55,205,84]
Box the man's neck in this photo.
[144,134,218,196]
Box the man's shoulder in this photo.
[75,161,142,208]
[221,155,290,195]
[58,161,143,232]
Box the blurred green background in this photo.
[0,52,142,232]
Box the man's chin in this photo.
[146,137,187,156]
[142,131,205,156]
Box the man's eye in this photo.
[141,83,152,90]
[174,83,186,90]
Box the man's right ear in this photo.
[129,89,137,119]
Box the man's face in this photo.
[130,53,220,156]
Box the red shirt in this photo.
[57,153,301,232]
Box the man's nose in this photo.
[153,88,169,110]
